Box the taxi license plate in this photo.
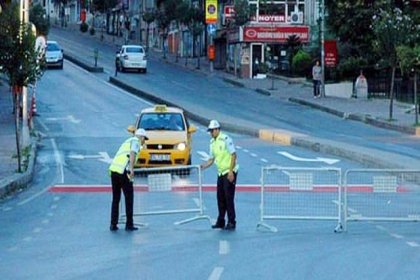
[151,154,170,161]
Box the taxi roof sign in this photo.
[154,104,168,112]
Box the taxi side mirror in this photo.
[188,125,197,133]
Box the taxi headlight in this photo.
[176,142,186,151]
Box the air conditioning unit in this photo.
[290,11,303,24]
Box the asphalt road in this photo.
[1,56,420,279]
[49,28,420,163]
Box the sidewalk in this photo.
[0,78,37,198]
[50,24,420,136]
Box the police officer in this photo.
[109,128,148,231]
[200,120,239,230]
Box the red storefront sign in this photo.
[243,26,309,43]
[224,5,235,18]
[324,40,338,67]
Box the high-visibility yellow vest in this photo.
[210,132,238,176]
[109,137,140,175]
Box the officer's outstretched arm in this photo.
[200,158,214,170]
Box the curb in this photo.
[109,76,419,169]
[0,138,37,199]
[64,53,103,73]
[289,97,419,135]
[79,54,420,169]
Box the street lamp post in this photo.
[20,0,30,147]
[320,0,325,97]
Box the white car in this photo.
[45,41,64,69]
[115,45,147,73]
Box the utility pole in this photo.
[320,0,325,97]
[20,0,30,147]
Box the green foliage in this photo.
[397,45,420,75]
[30,4,50,36]
[233,0,252,26]
[80,22,88,33]
[143,9,156,24]
[0,3,44,87]
[325,0,387,63]
[371,6,418,68]
[292,50,312,77]
[337,56,368,81]
[91,0,118,12]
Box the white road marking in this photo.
[17,186,50,206]
[53,196,60,201]
[51,138,64,184]
[236,145,242,149]
[46,115,81,124]
[33,227,42,233]
[42,219,50,224]
[37,119,50,132]
[197,150,211,161]
[260,158,268,163]
[219,240,230,255]
[68,151,112,164]
[277,151,340,165]
[250,153,257,157]
[390,233,404,239]
[47,212,54,217]
[2,207,13,212]
[243,149,249,153]
[208,267,224,280]
[406,241,419,247]
[376,225,387,231]
[51,204,58,209]
[7,246,18,252]
[23,236,33,242]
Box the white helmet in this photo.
[207,120,220,131]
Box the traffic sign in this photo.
[207,24,216,35]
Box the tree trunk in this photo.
[389,66,396,120]
[415,72,418,125]
[145,24,149,52]
[13,87,22,173]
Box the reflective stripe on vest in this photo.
[210,132,237,176]
[109,137,139,174]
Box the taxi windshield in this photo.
[139,113,185,131]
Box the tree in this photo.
[30,3,50,36]
[231,0,252,76]
[174,0,189,62]
[142,9,156,52]
[371,6,418,120]
[397,45,420,124]
[91,0,117,13]
[326,0,387,63]
[0,3,44,172]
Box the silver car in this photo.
[45,41,64,69]
[115,45,147,73]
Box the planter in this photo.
[325,82,353,99]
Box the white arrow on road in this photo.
[46,115,81,124]
[68,152,112,164]
[197,150,210,161]
[277,151,339,165]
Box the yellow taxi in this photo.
[134,105,196,167]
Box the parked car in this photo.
[134,105,196,168]
[45,41,64,69]
[115,45,147,73]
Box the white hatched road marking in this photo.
[406,241,419,247]
[250,153,257,157]
[208,267,224,280]
[219,240,230,255]
[260,158,268,163]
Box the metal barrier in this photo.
[344,169,420,231]
[119,165,211,227]
[257,166,343,232]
